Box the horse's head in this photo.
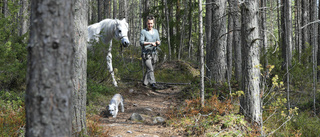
[115,18,130,47]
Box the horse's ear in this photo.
[122,18,126,23]
[115,19,120,25]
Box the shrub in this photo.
[86,115,110,136]
[0,1,28,91]
[287,112,320,137]
[0,91,25,136]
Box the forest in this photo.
[1,0,320,136]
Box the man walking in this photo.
[140,15,161,89]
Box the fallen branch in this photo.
[267,115,293,136]
[121,78,191,85]
[156,82,191,85]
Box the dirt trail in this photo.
[99,83,185,137]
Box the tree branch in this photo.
[267,115,293,136]
[300,20,320,29]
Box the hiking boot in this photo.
[151,83,157,89]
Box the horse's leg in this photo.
[106,40,118,87]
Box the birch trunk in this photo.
[199,0,204,107]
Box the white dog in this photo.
[107,94,124,118]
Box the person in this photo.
[140,16,161,89]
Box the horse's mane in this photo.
[87,18,129,45]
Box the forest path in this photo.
[99,83,185,137]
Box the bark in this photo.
[118,0,122,18]
[301,0,309,53]
[2,0,7,17]
[19,0,29,36]
[261,0,267,68]
[143,0,149,27]
[91,0,97,22]
[176,0,181,59]
[240,0,262,125]
[169,5,174,58]
[88,0,91,23]
[281,0,293,112]
[205,0,212,78]
[199,0,205,108]
[188,0,193,59]
[229,0,241,84]
[124,0,127,19]
[113,0,117,18]
[295,0,302,62]
[209,0,227,84]
[165,0,171,60]
[26,0,74,136]
[226,5,233,82]
[72,0,88,135]
[281,0,293,68]
[98,0,101,21]
[311,0,318,116]
[104,0,111,18]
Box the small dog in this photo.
[107,94,124,118]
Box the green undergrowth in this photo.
[155,61,196,84]
[165,91,256,136]
[0,90,25,137]
[87,79,118,115]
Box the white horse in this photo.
[88,18,130,87]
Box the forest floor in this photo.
[98,81,186,137]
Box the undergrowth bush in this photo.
[165,94,250,136]
[287,111,320,137]
[0,1,28,91]
[87,80,117,114]
[86,114,110,136]
[0,90,25,136]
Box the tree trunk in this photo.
[205,0,212,79]
[229,0,241,84]
[113,0,117,19]
[199,0,204,108]
[240,0,262,126]
[176,0,181,59]
[118,0,122,18]
[19,0,29,36]
[226,5,233,83]
[98,0,101,21]
[169,5,174,58]
[88,0,91,23]
[91,0,97,22]
[188,0,193,59]
[281,0,293,68]
[208,0,227,84]
[26,0,74,136]
[165,0,171,60]
[2,0,7,17]
[281,0,293,112]
[295,0,302,62]
[124,0,127,19]
[301,0,309,54]
[261,0,268,68]
[72,0,88,135]
[311,0,318,116]
[143,0,149,27]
